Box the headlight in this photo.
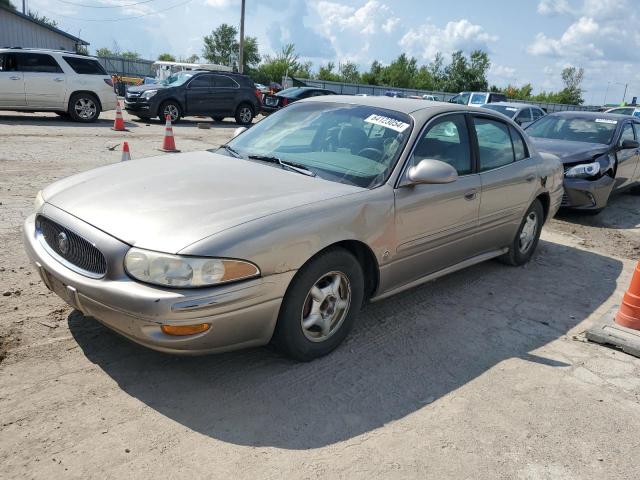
[142,90,158,100]
[564,162,601,178]
[34,190,44,212]
[124,248,260,288]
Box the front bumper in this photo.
[23,208,294,354]
[561,174,615,210]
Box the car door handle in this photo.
[9,76,21,80]
[525,174,536,183]
[464,188,477,200]
[54,78,64,82]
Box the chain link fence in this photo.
[95,56,154,78]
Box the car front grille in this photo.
[36,215,107,278]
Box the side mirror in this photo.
[621,139,639,149]
[233,126,247,138]
[406,159,458,185]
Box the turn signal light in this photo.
[161,323,210,336]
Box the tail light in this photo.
[254,88,262,103]
[104,78,114,87]
[281,97,289,107]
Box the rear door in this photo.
[615,121,640,188]
[185,74,214,115]
[472,115,539,252]
[0,53,25,107]
[211,74,239,114]
[18,53,66,109]
[392,113,482,286]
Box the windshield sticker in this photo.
[506,107,518,111]
[364,114,410,133]
[595,118,617,124]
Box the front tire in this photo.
[272,249,364,361]
[499,199,544,266]
[159,101,181,123]
[68,93,100,122]
[235,103,254,125]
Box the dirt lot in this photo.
[1,110,640,479]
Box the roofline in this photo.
[0,5,89,46]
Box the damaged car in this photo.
[24,96,563,361]
[526,112,640,213]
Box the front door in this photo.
[391,113,481,288]
[615,122,640,189]
[185,74,214,115]
[18,53,67,109]
[0,53,26,107]
[472,115,539,252]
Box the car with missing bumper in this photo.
[526,112,640,213]
[24,96,563,361]
[124,69,261,124]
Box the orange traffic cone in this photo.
[112,101,129,132]
[159,114,180,152]
[615,262,640,330]
[121,141,131,162]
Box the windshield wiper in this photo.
[220,144,242,158]
[248,155,316,177]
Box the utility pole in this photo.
[22,0,26,14]
[238,0,245,74]
[622,83,628,105]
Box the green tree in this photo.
[120,51,140,60]
[558,66,584,104]
[242,36,261,70]
[427,53,446,90]
[411,66,435,90]
[317,62,340,81]
[28,10,57,28]
[339,62,360,83]
[1,0,16,10]
[95,48,114,57]
[379,53,418,88]
[157,53,176,62]
[75,45,88,55]
[254,43,305,84]
[361,60,383,85]
[441,50,490,92]
[203,23,238,65]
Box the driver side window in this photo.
[411,114,472,175]
[620,123,635,145]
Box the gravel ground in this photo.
[1,110,640,479]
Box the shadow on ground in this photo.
[0,113,139,128]
[69,239,622,449]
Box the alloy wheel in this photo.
[518,212,538,254]
[74,98,97,120]
[300,271,351,342]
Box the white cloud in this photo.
[310,0,401,63]
[537,0,573,16]
[528,16,603,58]
[399,19,498,61]
[204,0,238,7]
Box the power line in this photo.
[37,0,192,22]
[55,0,158,8]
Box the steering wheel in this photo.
[357,147,383,160]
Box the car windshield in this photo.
[526,116,617,144]
[160,72,193,87]
[216,102,413,188]
[449,93,471,105]
[482,104,519,118]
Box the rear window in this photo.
[63,56,107,75]
[526,116,618,145]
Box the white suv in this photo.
[0,48,117,122]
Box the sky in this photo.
[15,0,640,105]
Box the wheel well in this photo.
[68,91,101,111]
[536,192,550,221]
[237,101,254,113]
[323,240,379,301]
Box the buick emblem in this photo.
[57,232,69,255]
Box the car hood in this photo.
[42,151,363,253]
[529,137,610,164]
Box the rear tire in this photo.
[235,103,254,125]
[68,93,100,122]
[499,199,544,266]
[272,249,364,361]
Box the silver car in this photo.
[23,96,563,360]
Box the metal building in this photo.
[0,6,88,51]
